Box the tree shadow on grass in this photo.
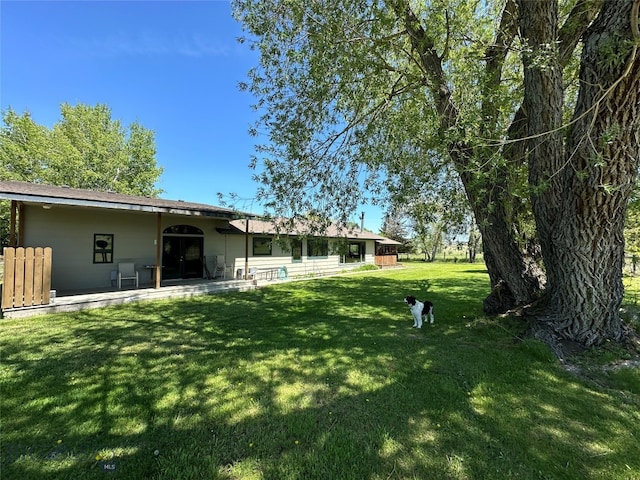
[2,272,638,479]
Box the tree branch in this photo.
[558,0,604,67]
[481,0,518,136]
[388,0,458,131]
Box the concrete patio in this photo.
[1,277,261,319]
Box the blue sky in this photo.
[1,0,384,232]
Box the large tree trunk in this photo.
[394,0,547,311]
[464,175,546,313]
[521,0,640,346]
[471,0,601,314]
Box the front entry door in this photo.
[162,236,204,280]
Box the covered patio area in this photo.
[1,277,260,319]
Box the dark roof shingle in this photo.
[0,180,244,218]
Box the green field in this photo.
[1,262,638,479]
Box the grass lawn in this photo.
[1,262,639,480]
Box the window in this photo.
[376,245,397,255]
[291,238,302,262]
[93,234,113,264]
[163,225,203,235]
[308,238,328,257]
[253,237,272,256]
[345,241,365,263]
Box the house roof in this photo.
[229,218,402,244]
[0,180,247,219]
[0,181,400,244]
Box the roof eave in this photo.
[0,192,242,220]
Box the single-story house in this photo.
[1,181,399,300]
[224,217,400,279]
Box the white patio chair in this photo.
[117,262,139,288]
[213,255,226,279]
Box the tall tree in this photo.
[467,223,481,264]
[234,0,640,346]
[519,0,640,344]
[0,109,50,182]
[1,103,163,246]
[0,103,163,196]
[380,211,409,244]
[413,215,444,262]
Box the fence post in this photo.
[42,247,52,304]
[2,248,16,309]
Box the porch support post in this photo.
[155,212,162,289]
[18,202,24,246]
[244,218,249,280]
[9,200,17,247]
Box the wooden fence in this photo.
[1,247,52,309]
[375,254,398,267]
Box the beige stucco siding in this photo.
[18,203,378,292]
[21,204,230,292]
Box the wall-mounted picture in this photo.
[94,234,114,263]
